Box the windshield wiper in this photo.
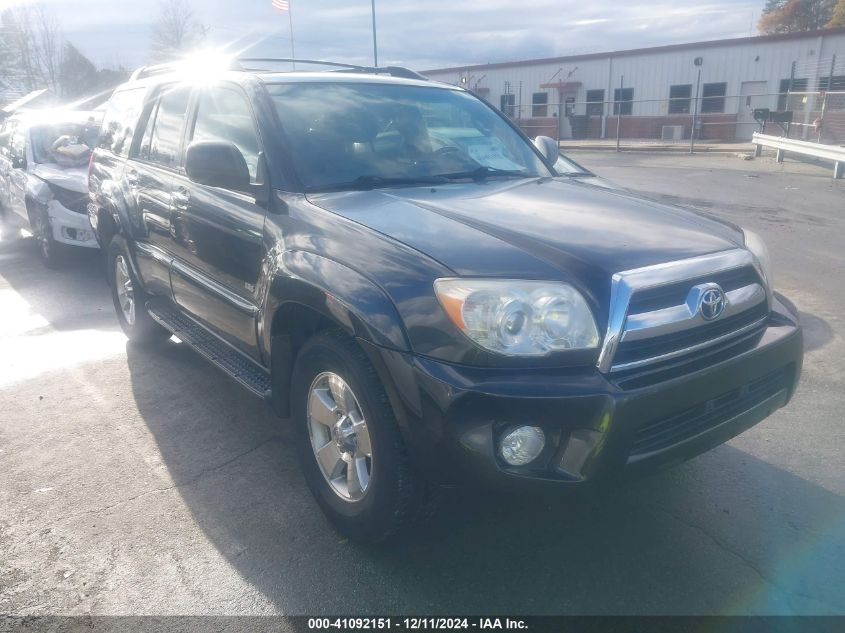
[436,166,532,181]
[309,174,448,192]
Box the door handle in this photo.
[126,170,139,187]
[171,189,190,209]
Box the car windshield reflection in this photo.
[266,82,550,191]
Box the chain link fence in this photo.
[775,56,845,145]
[501,95,776,148]
[481,55,845,150]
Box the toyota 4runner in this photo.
[88,59,803,543]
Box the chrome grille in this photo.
[613,301,769,368]
[597,249,771,377]
[626,266,760,315]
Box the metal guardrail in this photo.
[752,132,845,179]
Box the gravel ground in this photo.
[0,151,843,617]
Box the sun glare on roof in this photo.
[175,49,235,82]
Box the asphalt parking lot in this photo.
[1,151,843,617]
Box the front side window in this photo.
[191,86,261,182]
[98,88,147,157]
[148,85,192,168]
[267,82,550,192]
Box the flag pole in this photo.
[289,1,296,70]
[371,0,378,67]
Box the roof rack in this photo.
[238,58,367,71]
[129,59,245,81]
[237,58,429,81]
[130,63,174,81]
[128,58,429,83]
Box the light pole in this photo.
[371,0,378,67]
[690,56,703,154]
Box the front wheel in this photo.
[107,236,170,343]
[32,203,65,269]
[291,330,427,543]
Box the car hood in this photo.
[307,177,743,284]
[32,164,88,194]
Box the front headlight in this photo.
[434,278,599,356]
[743,229,774,291]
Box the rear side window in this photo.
[191,86,261,182]
[10,127,26,164]
[148,85,192,168]
[98,87,146,157]
[0,120,14,157]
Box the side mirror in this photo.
[185,140,250,193]
[12,155,26,170]
[533,135,560,165]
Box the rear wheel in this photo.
[107,235,170,343]
[291,330,427,543]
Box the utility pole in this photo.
[615,75,623,152]
[289,2,296,70]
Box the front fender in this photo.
[91,173,143,244]
[261,249,411,357]
[25,175,50,204]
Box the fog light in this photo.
[499,425,545,466]
[62,227,92,242]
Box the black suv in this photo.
[89,59,803,543]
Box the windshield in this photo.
[266,82,551,191]
[30,121,98,166]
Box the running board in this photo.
[146,299,272,399]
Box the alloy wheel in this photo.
[307,372,373,502]
[114,255,136,325]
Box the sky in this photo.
[2,0,762,71]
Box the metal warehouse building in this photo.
[423,27,845,143]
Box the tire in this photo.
[31,202,66,269]
[107,235,171,343]
[291,330,426,543]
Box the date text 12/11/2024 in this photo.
[307,618,529,630]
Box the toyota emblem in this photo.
[699,287,726,321]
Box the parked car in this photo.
[0,109,102,266]
[89,60,802,543]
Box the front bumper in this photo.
[365,293,803,490]
[48,200,98,249]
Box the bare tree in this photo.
[150,0,207,63]
[0,4,63,93]
[1,9,38,92]
[32,3,62,91]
